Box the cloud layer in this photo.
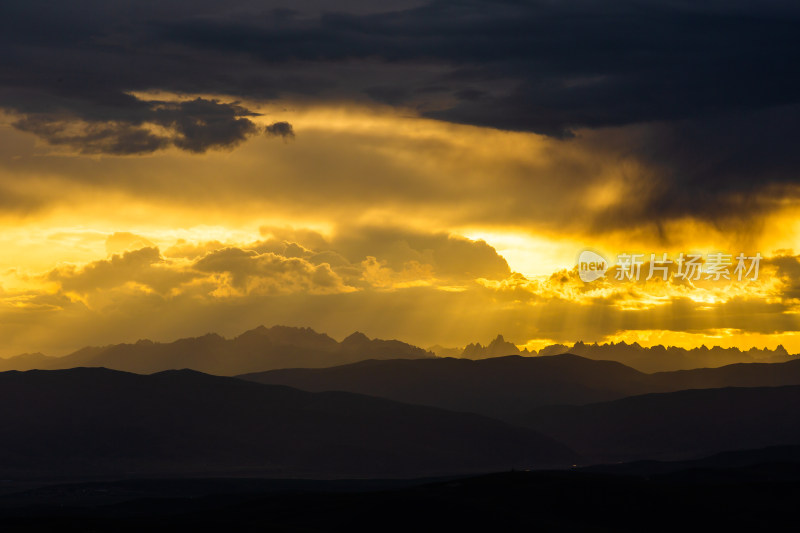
[2,224,800,356]
[2,0,799,223]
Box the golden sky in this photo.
[2,100,800,356]
[3,1,800,356]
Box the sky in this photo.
[2,0,800,356]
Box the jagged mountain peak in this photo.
[342,331,371,344]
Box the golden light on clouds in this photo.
[2,98,800,358]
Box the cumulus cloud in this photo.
[105,232,156,255]
[0,226,516,352]
[0,222,798,355]
[193,247,352,295]
[47,247,194,296]
[327,226,511,281]
[360,256,436,289]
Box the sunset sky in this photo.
[2,0,800,356]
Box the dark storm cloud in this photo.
[6,0,798,133]
[585,103,800,225]
[2,0,799,219]
[151,0,799,133]
[10,97,261,154]
[265,121,295,140]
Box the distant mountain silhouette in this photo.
[461,334,530,358]
[241,354,650,419]
[4,328,796,375]
[0,352,56,368]
[427,344,463,358]
[539,340,796,372]
[0,326,433,375]
[432,335,796,371]
[524,385,800,463]
[0,367,575,479]
[241,354,800,420]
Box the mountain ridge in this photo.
[0,326,433,376]
[0,366,575,480]
[523,385,800,463]
[241,354,800,420]
[5,327,797,375]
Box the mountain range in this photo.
[432,335,796,372]
[1,352,800,480]
[0,326,432,375]
[241,354,800,420]
[0,367,574,480]
[3,326,796,376]
[524,385,800,462]
[244,354,800,464]
[3,326,800,478]
[551,341,796,372]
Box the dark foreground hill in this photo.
[241,354,800,420]
[582,444,800,477]
[0,326,433,375]
[2,462,799,532]
[0,368,573,480]
[524,385,800,463]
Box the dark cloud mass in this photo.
[11,97,262,154]
[2,0,799,219]
[265,121,295,140]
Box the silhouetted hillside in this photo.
[648,358,800,390]
[242,354,800,420]
[524,385,800,463]
[0,367,574,480]
[0,326,433,375]
[241,354,650,419]
[582,444,800,477]
[2,467,799,532]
